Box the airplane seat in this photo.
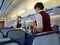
[52,26,60,34]
[0,31,4,38]
[6,30,25,45]
[0,38,21,45]
[0,29,10,38]
[32,32,59,45]
[52,26,58,32]
[25,31,59,45]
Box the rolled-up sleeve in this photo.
[14,21,17,28]
[35,14,43,28]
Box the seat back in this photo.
[0,31,4,38]
[7,30,25,45]
[33,33,59,45]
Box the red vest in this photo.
[16,23,21,28]
[39,11,52,32]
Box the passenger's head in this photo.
[34,2,44,13]
[17,16,22,22]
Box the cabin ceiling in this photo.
[0,0,60,20]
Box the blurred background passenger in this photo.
[14,16,22,30]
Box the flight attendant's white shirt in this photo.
[35,12,43,29]
[14,21,17,28]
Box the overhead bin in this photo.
[0,0,13,16]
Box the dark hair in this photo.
[34,2,44,10]
[17,16,22,19]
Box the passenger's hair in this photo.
[34,2,44,10]
[17,16,22,19]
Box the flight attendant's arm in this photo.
[14,22,17,28]
[34,26,43,32]
[29,21,43,33]
[34,14,43,33]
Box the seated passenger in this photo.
[14,16,22,30]
[29,2,52,33]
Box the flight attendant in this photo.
[29,2,52,33]
[14,16,22,29]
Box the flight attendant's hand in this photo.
[13,28,20,30]
[30,21,36,27]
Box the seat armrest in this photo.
[0,38,11,42]
[34,31,55,36]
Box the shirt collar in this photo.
[35,10,43,14]
[39,10,43,13]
